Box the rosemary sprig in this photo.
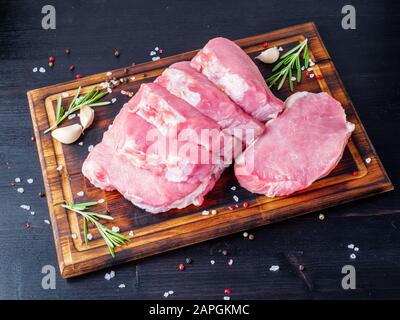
[266,38,309,92]
[44,86,111,134]
[62,201,129,257]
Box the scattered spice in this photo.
[76,74,82,79]
[114,50,120,58]
[316,74,323,80]
[318,213,325,220]
[243,232,248,238]
[65,48,70,55]
[243,202,249,209]
[24,223,30,229]
[352,171,359,177]
[31,135,36,141]
[262,42,269,48]
[48,62,54,68]
[48,56,55,63]
[222,249,228,256]
[248,234,255,241]
[299,264,305,271]
[178,263,185,271]
[228,259,233,266]
[185,257,192,264]
[69,65,75,71]
[159,49,164,54]
[269,265,280,272]
[350,253,356,259]
[38,191,46,197]
[224,288,231,295]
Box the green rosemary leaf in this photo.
[55,96,64,121]
[289,68,294,92]
[83,217,89,245]
[296,56,301,83]
[277,69,289,90]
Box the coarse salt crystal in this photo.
[291,76,296,81]
[118,284,125,289]
[27,178,33,184]
[68,114,76,120]
[202,210,209,215]
[150,51,156,56]
[365,157,372,164]
[278,47,284,51]
[112,226,120,232]
[128,230,134,237]
[152,56,160,61]
[98,198,105,204]
[350,253,356,259]
[168,290,174,295]
[87,233,93,241]
[309,59,315,66]
[77,191,84,197]
[71,233,77,239]
[211,209,217,215]
[228,259,233,266]
[155,47,159,51]
[163,292,169,298]
[301,66,305,71]
[17,188,24,193]
[106,72,112,76]
[107,87,112,93]
[269,265,280,272]
[130,76,136,81]
[62,92,69,98]
[44,219,50,225]
[33,67,38,72]
[78,141,83,146]
[230,186,236,191]
[56,165,63,172]
[233,195,239,202]
[347,244,354,249]
[111,98,117,104]
[30,211,35,215]
[104,273,111,280]
[307,67,313,72]
[88,145,94,152]
[15,177,21,183]
[39,67,46,73]
[210,260,215,265]
[20,204,30,210]
[223,296,231,300]
[354,247,359,252]
[309,74,315,78]
[109,270,115,278]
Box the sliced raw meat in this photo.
[82,83,231,213]
[156,61,265,144]
[235,92,354,197]
[191,37,284,122]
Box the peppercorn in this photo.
[24,223,30,229]
[178,263,185,271]
[38,191,46,197]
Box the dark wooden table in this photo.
[0,0,398,300]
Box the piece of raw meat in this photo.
[156,61,265,144]
[234,92,354,197]
[191,37,284,122]
[82,83,231,213]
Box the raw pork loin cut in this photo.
[83,83,232,213]
[156,61,265,144]
[191,37,284,122]
[235,92,354,197]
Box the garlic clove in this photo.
[80,105,95,131]
[51,124,83,144]
[256,47,280,64]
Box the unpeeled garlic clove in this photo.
[51,124,83,144]
[80,105,94,131]
[256,47,280,64]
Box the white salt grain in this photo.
[109,270,115,278]
[30,211,35,216]
[15,177,21,183]
[202,210,209,215]
[354,247,359,252]
[27,178,33,184]
[301,66,305,71]
[20,205,30,210]
[44,219,50,225]
[111,98,117,104]
[56,165,63,172]
[98,198,105,204]
[168,290,174,295]
[71,233,77,239]
[106,72,112,76]
[128,230,134,237]
[278,47,284,51]
[210,260,215,265]
[112,226,120,232]
[365,157,372,164]
[350,253,356,259]
[77,191,84,197]
[39,67,46,73]
[104,273,111,280]
[347,244,354,249]
[309,74,315,78]
[87,233,93,241]
[223,296,231,300]
[230,186,236,191]
[118,284,125,289]
[107,87,112,93]
[233,195,239,202]
[155,47,159,51]
[150,51,156,56]
[291,76,296,81]
[88,145,94,152]
[163,292,169,298]
[152,56,160,61]
[78,141,83,146]
[130,76,136,81]
[228,259,233,266]
[17,188,24,193]
[68,114,76,120]
[62,92,69,98]
[33,67,38,72]
[211,209,217,215]
[269,265,280,272]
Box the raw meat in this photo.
[156,61,265,145]
[191,37,284,122]
[235,92,354,197]
[82,83,231,213]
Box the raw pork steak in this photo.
[83,83,230,213]
[191,37,284,122]
[235,92,354,197]
[156,61,265,144]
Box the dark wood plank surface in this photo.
[0,0,399,299]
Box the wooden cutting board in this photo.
[27,22,393,278]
